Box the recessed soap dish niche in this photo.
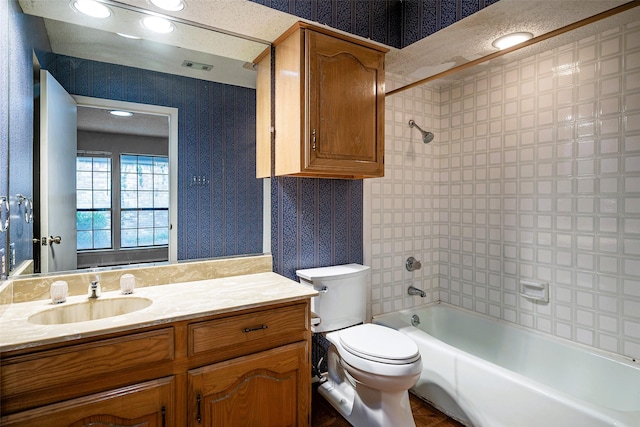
[519,280,549,303]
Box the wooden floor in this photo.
[311,384,465,427]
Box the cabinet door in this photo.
[188,341,310,427]
[0,377,174,427]
[306,29,385,177]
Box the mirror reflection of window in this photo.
[120,154,169,248]
[76,154,112,250]
[76,153,170,253]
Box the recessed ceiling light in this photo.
[492,32,533,50]
[70,0,112,18]
[142,16,175,33]
[149,0,185,11]
[109,110,133,117]
[117,32,141,40]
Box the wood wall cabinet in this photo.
[1,300,311,427]
[256,22,388,179]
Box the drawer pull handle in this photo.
[197,393,201,424]
[243,325,269,333]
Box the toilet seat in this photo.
[339,324,420,365]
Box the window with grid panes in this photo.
[76,154,169,251]
[120,155,169,248]
[76,155,112,250]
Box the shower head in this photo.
[408,119,434,144]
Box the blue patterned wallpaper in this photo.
[4,4,50,273]
[46,55,264,261]
[403,0,500,46]
[272,177,363,280]
[250,0,500,49]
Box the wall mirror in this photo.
[6,0,277,277]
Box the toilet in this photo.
[296,264,422,427]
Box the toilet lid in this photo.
[339,324,420,365]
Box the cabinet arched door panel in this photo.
[308,30,383,166]
[188,342,310,427]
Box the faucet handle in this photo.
[406,257,422,272]
[88,280,101,298]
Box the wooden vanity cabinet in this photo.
[1,377,175,427]
[0,300,312,427]
[256,22,387,179]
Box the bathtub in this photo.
[374,303,640,427]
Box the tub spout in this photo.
[408,286,426,297]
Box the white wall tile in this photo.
[364,23,640,361]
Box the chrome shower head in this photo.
[408,119,434,144]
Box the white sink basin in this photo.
[28,297,153,325]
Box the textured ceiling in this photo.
[18,0,640,135]
[20,0,640,89]
[389,0,639,83]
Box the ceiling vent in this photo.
[182,60,213,71]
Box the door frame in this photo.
[73,96,178,263]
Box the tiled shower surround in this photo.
[365,21,640,361]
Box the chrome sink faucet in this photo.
[88,280,101,299]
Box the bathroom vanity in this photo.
[0,269,316,426]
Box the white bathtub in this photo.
[374,303,640,427]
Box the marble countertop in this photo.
[0,272,317,353]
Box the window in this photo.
[76,155,112,250]
[76,154,169,251]
[120,155,169,247]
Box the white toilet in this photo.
[296,264,422,427]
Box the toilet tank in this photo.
[296,264,370,333]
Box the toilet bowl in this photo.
[319,323,422,427]
[296,265,423,427]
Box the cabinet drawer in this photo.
[1,328,174,402]
[189,303,307,360]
